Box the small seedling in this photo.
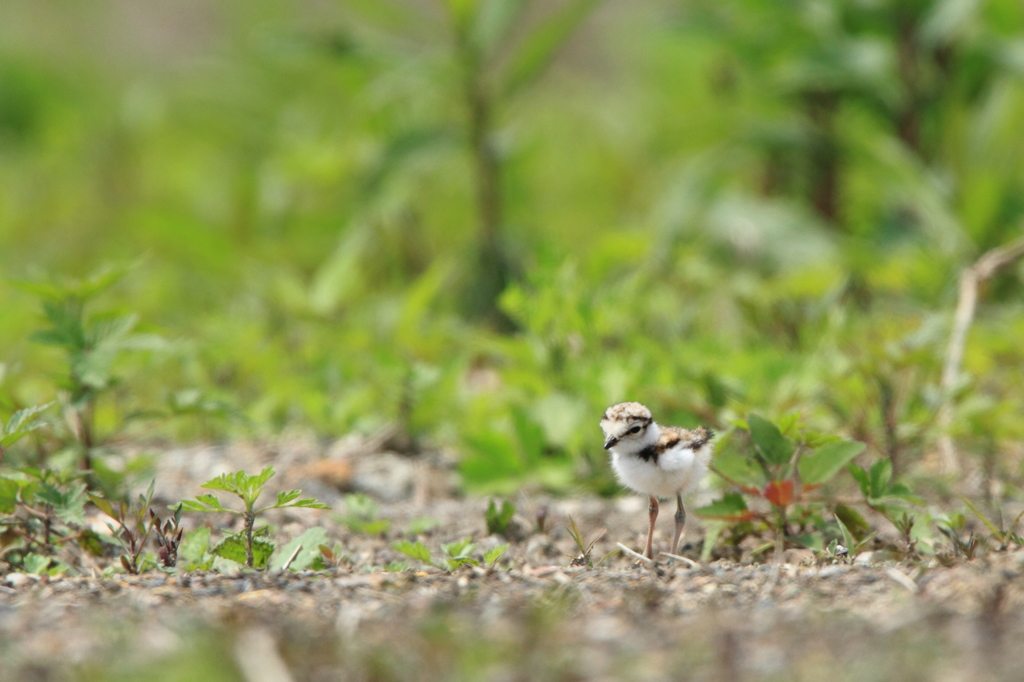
[89,481,160,574]
[961,496,1024,550]
[180,466,330,569]
[564,515,618,568]
[392,538,508,572]
[485,498,515,535]
[0,467,101,573]
[19,265,166,479]
[338,494,390,535]
[317,541,349,570]
[535,505,550,534]
[834,515,877,562]
[152,505,184,568]
[440,538,478,571]
[483,544,508,566]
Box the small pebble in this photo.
[5,573,30,589]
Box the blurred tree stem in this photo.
[938,234,1024,473]
[452,13,514,331]
[804,91,839,224]
[466,77,513,330]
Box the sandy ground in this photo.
[3,437,1024,681]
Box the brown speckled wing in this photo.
[657,425,714,454]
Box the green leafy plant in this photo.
[337,494,390,535]
[392,538,508,572]
[935,512,981,561]
[180,467,330,569]
[18,266,165,478]
[89,481,162,574]
[152,505,184,568]
[697,414,866,558]
[317,541,349,570]
[0,467,103,573]
[485,498,515,536]
[849,458,924,551]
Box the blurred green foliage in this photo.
[2,0,1024,494]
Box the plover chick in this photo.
[601,402,714,560]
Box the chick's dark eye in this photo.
[628,426,641,434]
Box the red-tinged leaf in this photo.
[764,479,794,508]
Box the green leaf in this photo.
[393,540,433,565]
[270,527,330,571]
[500,0,600,98]
[835,515,856,555]
[848,463,870,496]
[87,493,116,520]
[748,414,794,467]
[834,504,871,542]
[700,521,729,563]
[1,403,52,447]
[442,538,475,558]
[444,556,480,571]
[798,440,865,485]
[694,493,751,520]
[191,493,231,512]
[22,553,52,575]
[255,466,276,489]
[712,449,765,488]
[212,535,275,568]
[275,490,302,506]
[484,543,508,566]
[868,459,892,498]
[179,499,214,512]
[0,478,20,514]
[265,494,330,511]
[180,527,212,566]
[76,529,106,557]
[485,499,515,535]
[199,474,237,493]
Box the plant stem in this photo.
[938,235,1024,473]
[243,509,255,568]
[452,14,514,330]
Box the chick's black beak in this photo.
[603,435,618,450]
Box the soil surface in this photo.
[3,437,1024,681]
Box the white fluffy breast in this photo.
[610,442,711,499]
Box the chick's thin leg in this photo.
[671,493,686,556]
[645,495,659,560]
